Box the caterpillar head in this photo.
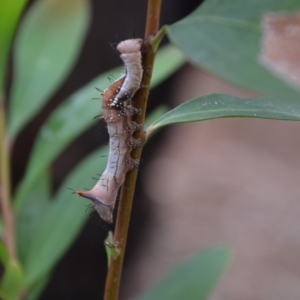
[116,39,143,54]
[76,190,113,223]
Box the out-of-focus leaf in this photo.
[150,44,185,88]
[9,0,90,138]
[20,104,168,286]
[14,42,176,210]
[0,215,4,236]
[26,275,49,300]
[148,94,300,135]
[16,172,51,263]
[135,246,230,300]
[0,259,24,300]
[0,240,9,266]
[145,106,168,129]
[0,0,26,96]
[166,0,300,97]
[23,146,108,287]
[188,0,300,23]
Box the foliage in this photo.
[135,246,230,300]
[0,0,299,299]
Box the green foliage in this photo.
[0,0,27,96]
[9,0,90,138]
[0,0,183,295]
[1,0,300,298]
[0,259,24,300]
[16,172,51,263]
[148,94,300,134]
[22,147,107,286]
[135,246,230,300]
[0,243,24,300]
[165,0,300,97]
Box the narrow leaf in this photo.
[9,0,90,138]
[26,275,50,300]
[0,259,24,300]
[0,0,26,96]
[23,146,108,286]
[166,0,300,97]
[150,44,185,88]
[0,240,9,266]
[145,106,168,129]
[16,172,51,263]
[135,246,230,300]
[0,216,4,237]
[148,94,300,134]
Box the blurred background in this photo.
[10,0,300,299]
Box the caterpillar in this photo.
[110,39,143,108]
[76,39,143,223]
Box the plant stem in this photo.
[0,96,17,261]
[103,0,162,299]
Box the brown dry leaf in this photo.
[260,11,300,90]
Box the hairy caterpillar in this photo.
[76,39,143,223]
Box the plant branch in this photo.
[0,96,17,261]
[103,0,162,299]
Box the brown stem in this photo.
[103,0,161,299]
[0,98,17,261]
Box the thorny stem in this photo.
[0,95,17,261]
[103,0,162,299]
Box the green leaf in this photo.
[0,240,9,266]
[189,0,300,23]
[135,246,230,300]
[20,104,168,286]
[0,0,26,96]
[16,172,51,263]
[23,146,108,287]
[166,0,300,97]
[0,215,4,237]
[14,42,177,210]
[0,259,24,300]
[26,275,50,300]
[148,94,300,134]
[150,44,185,88]
[145,105,169,129]
[9,0,90,138]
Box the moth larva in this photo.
[76,39,143,223]
[110,39,143,108]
